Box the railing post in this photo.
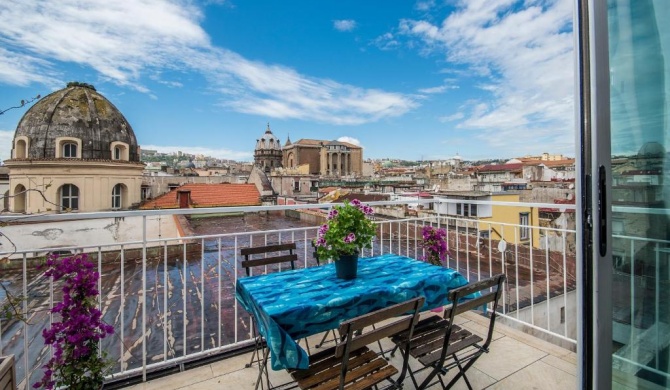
[142,215,147,382]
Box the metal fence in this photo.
[0,199,578,388]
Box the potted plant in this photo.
[420,225,449,266]
[315,199,376,279]
[420,226,450,312]
[34,253,114,390]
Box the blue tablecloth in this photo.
[235,254,471,371]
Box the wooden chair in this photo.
[241,242,298,277]
[390,274,506,390]
[240,242,303,372]
[290,296,425,390]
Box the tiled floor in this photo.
[123,311,578,390]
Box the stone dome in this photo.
[255,124,282,151]
[12,83,140,161]
[638,142,665,158]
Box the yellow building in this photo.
[434,191,541,248]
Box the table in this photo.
[235,254,471,371]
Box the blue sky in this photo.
[0,0,575,162]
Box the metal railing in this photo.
[0,199,578,388]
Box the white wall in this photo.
[0,215,180,256]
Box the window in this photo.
[456,203,462,215]
[294,180,300,191]
[519,212,530,240]
[62,143,77,158]
[141,186,151,201]
[111,184,122,209]
[60,184,79,211]
[470,204,478,216]
[560,307,565,324]
[114,146,122,160]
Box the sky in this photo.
[0,0,576,162]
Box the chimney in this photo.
[177,190,191,208]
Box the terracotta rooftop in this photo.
[477,163,523,172]
[140,183,261,209]
[540,159,576,167]
[293,139,362,149]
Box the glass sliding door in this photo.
[608,0,670,387]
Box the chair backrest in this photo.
[240,242,298,276]
[335,296,425,389]
[444,273,506,350]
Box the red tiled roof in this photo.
[140,183,261,209]
[293,139,362,149]
[477,163,523,172]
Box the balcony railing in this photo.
[0,199,578,389]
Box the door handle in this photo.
[598,165,607,257]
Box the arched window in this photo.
[114,146,122,160]
[62,143,77,158]
[60,184,79,211]
[13,184,26,213]
[111,184,123,209]
[15,139,27,159]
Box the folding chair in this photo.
[289,296,425,390]
[240,243,308,372]
[390,274,506,390]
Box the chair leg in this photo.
[246,335,261,368]
[315,329,338,348]
[443,354,480,390]
[302,336,311,355]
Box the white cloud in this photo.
[418,80,459,94]
[337,136,362,147]
[415,1,435,11]
[141,145,252,161]
[372,33,400,51]
[397,0,575,154]
[333,19,357,32]
[0,1,416,125]
[0,130,15,161]
[439,112,465,122]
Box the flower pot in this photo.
[0,355,16,390]
[336,253,358,280]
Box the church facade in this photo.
[253,126,364,177]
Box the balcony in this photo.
[0,199,578,389]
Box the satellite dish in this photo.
[497,240,507,253]
[567,193,574,201]
[568,183,575,189]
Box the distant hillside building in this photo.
[282,139,363,176]
[254,124,283,172]
[4,83,144,213]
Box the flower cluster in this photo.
[315,199,376,260]
[35,253,114,390]
[421,226,449,266]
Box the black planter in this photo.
[336,253,358,280]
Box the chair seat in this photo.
[391,314,483,367]
[290,345,398,390]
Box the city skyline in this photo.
[0,0,575,162]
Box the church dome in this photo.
[12,82,139,161]
[255,124,281,151]
[638,142,665,158]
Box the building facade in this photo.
[253,124,283,172]
[282,139,363,176]
[4,83,144,213]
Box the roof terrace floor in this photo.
[123,311,578,390]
